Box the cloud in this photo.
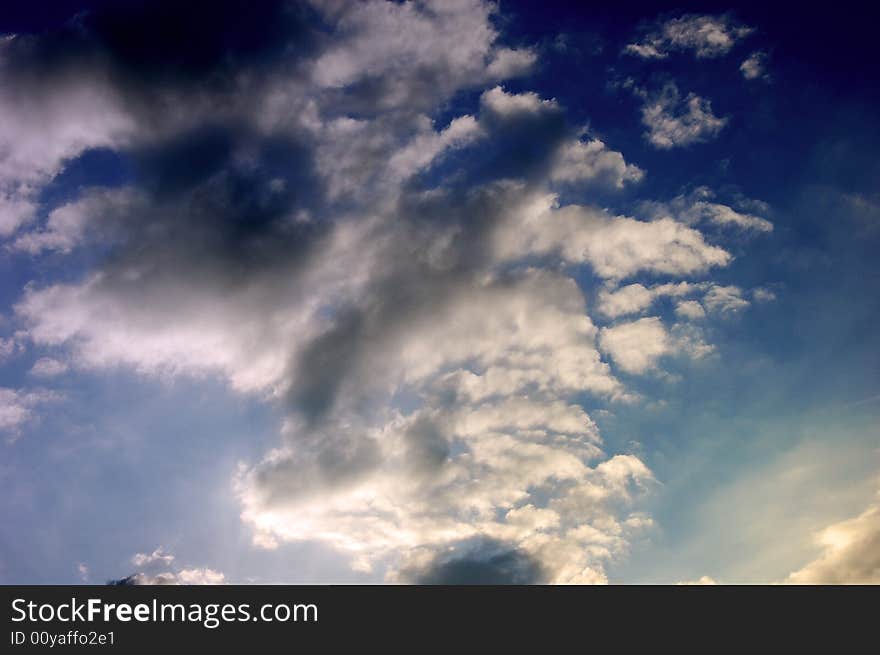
[595,283,751,320]
[597,282,706,319]
[113,546,225,585]
[599,317,672,374]
[674,299,706,320]
[108,574,175,586]
[480,85,553,116]
[0,390,33,435]
[485,47,537,80]
[676,575,717,585]
[694,201,772,232]
[625,14,753,59]
[131,547,175,568]
[109,568,226,585]
[1,0,768,583]
[176,569,226,585]
[740,51,769,80]
[641,186,772,233]
[787,501,880,584]
[396,537,547,584]
[390,92,643,191]
[476,87,641,190]
[309,0,535,107]
[0,36,135,239]
[494,192,731,280]
[12,188,136,254]
[387,115,484,181]
[549,137,644,189]
[639,83,727,149]
[29,357,68,377]
[599,317,712,374]
[0,337,20,361]
[752,287,777,303]
[0,387,62,442]
[702,285,749,314]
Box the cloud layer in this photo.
[0,1,776,583]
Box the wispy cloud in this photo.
[625,13,753,59]
[740,51,769,80]
[637,83,728,149]
[0,387,62,443]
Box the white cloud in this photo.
[625,14,753,59]
[752,287,777,303]
[480,85,556,117]
[309,0,534,107]
[640,83,727,149]
[599,317,672,374]
[176,568,227,585]
[674,299,706,320]
[676,575,717,585]
[0,38,135,241]
[0,336,20,361]
[697,202,772,232]
[594,280,755,322]
[15,212,382,395]
[597,282,705,319]
[480,88,644,190]
[388,115,484,181]
[599,317,712,374]
[131,547,175,568]
[29,357,68,377]
[227,265,656,583]
[310,83,637,203]
[239,440,654,583]
[670,323,714,359]
[370,269,627,399]
[787,501,880,584]
[485,47,538,79]
[0,389,32,435]
[12,188,136,255]
[597,284,655,319]
[123,546,225,585]
[120,568,226,585]
[740,51,768,80]
[549,138,644,189]
[0,387,62,442]
[495,192,731,280]
[0,191,37,238]
[702,285,749,314]
[642,187,772,233]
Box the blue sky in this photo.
[1,1,878,585]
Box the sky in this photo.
[0,0,878,585]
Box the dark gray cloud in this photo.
[405,538,547,585]
[107,573,172,586]
[3,0,317,93]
